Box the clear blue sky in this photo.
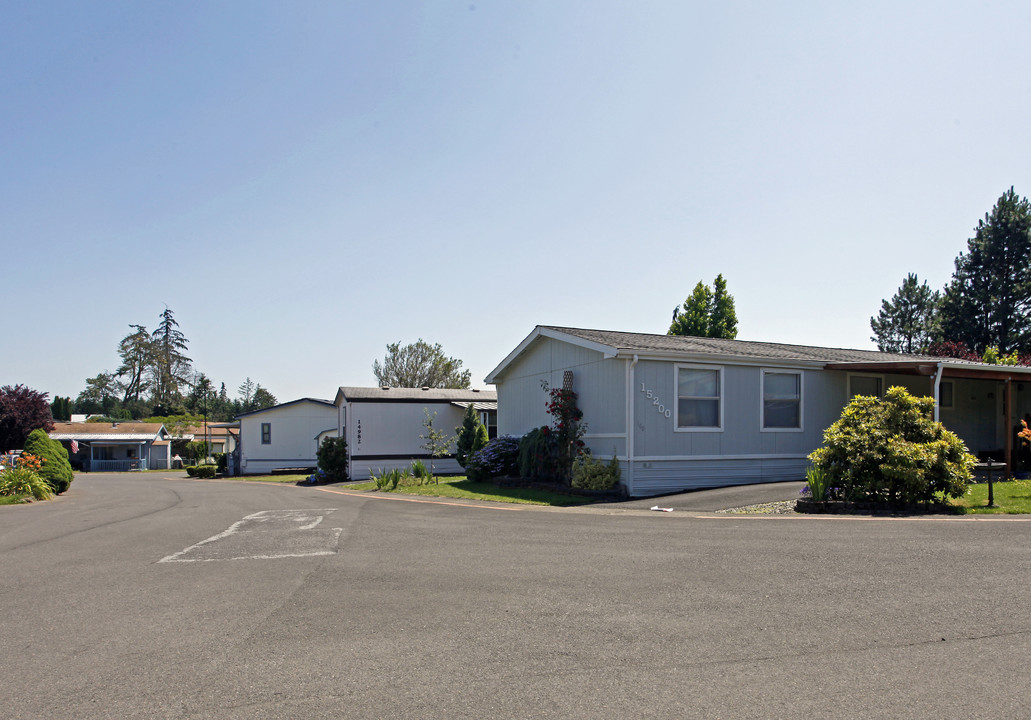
[4,1,1031,403]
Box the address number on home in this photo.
[640,383,672,418]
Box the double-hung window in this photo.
[675,365,722,430]
[261,423,272,445]
[762,370,802,430]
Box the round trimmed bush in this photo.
[809,387,975,504]
[23,428,74,494]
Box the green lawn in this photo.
[346,476,594,506]
[951,480,1031,514]
[230,474,308,484]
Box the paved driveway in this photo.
[2,473,1029,719]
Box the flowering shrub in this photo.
[0,454,54,500]
[538,381,587,483]
[465,435,521,481]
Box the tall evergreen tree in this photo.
[939,188,1031,354]
[455,403,489,468]
[150,308,192,406]
[669,274,738,339]
[870,273,940,353]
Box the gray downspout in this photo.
[933,363,944,423]
[626,354,639,496]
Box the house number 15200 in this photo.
[640,383,672,418]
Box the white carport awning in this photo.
[451,401,498,412]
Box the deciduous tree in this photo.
[373,339,472,389]
[0,385,54,452]
[116,324,153,402]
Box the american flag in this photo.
[70,440,79,454]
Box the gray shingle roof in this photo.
[338,387,497,402]
[537,326,981,365]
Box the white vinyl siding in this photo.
[675,365,723,431]
[762,369,803,431]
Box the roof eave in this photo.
[485,326,619,384]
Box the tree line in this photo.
[59,307,277,422]
[871,188,1031,362]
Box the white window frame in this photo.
[760,369,804,433]
[848,373,884,399]
[673,364,724,432]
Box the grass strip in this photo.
[348,477,593,506]
[951,480,1031,514]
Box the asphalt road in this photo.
[2,473,1030,719]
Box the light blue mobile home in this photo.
[486,326,1031,497]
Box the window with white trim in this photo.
[762,370,802,430]
[849,374,883,398]
[675,365,722,430]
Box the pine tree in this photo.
[669,274,738,339]
[150,308,192,406]
[455,403,489,468]
[870,273,940,353]
[940,188,1031,354]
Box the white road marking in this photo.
[159,509,342,563]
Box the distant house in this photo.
[49,422,172,472]
[180,422,239,456]
[236,399,337,475]
[333,386,498,480]
[486,325,1031,497]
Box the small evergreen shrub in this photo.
[23,428,73,494]
[410,459,430,479]
[214,453,227,473]
[455,405,489,468]
[571,453,621,491]
[809,387,975,504]
[317,436,349,482]
[466,435,521,481]
[185,440,208,463]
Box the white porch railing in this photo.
[90,459,148,472]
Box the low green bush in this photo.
[571,453,621,491]
[809,386,975,504]
[410,459,430,479]
[185,465,197,477]
[193,464,216,479]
